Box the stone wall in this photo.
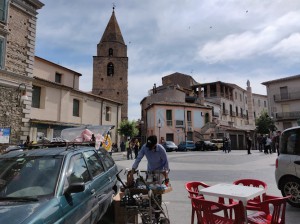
[0,85,22,149]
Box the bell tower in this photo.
[92,8,128,120]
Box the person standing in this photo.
[128,135,170,184]
[246,133,252,154]
[126,139,133,160]
[265,135,272,154]
[134,139,140,159]
[274,131,281,156]
[223,137,228,153]
[120,141,125,152]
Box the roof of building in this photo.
[261,74,300,85]
[34,76,122,105]
[35,56,82,77]
[145,101,211,110]
[100,9,125,45]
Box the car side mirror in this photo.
[64,182,85,195]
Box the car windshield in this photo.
[166,141,175,145]
[0,156,62,198]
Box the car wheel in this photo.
[281,176,300,208]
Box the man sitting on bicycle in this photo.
[128,135,169,186]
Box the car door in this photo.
[59,153,94,224]
[82,150,113,222]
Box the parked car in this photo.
[162,141,178,152]
[177,141,196,151]
[195,140,218,151]
[0,128,119,223]
[211,139,224,150]
[275,126,300,208]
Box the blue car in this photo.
[0,144,119,223]
[177,141,196,151]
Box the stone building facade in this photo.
[92,9,128,120]
[0,0,43,149]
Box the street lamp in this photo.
[157,118,162,143]
[16,83,28,106]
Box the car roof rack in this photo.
[25,125,115,151]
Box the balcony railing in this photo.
[274,91,300,101]
[222,109,229,115]
[166,120,173,126]
[275,111,300,120]
[230,111,236,117]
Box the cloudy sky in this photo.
[35,0,300,120]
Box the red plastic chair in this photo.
[233,179,267,207]
[247,196,290,224]
[185,181,235,224]
[185,181,210,224]
[191,197,245,224]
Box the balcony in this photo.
[230,112,236,117]
[222,109,229,115]
[274,91,300,102]
[275,111,300,120]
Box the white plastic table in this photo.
[199,183,266,222]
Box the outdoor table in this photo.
[199,183,266,223]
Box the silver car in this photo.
[275,126,300,207]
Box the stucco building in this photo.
[0,0,43,149]
[262,74,300,130]
[31,56,122,144]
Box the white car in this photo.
[275,126,300,207]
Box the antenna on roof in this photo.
[112,3,116,11]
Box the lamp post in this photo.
[157,118,162,143]
[16,83,28,106]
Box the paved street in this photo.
[113,149,299,223]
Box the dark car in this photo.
[195,140,218,151]
[0,127,119,224]
[177,141,196,151]
[162,141,178,152]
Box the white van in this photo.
[275,126,300,207]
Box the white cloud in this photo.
[36,0,300,120]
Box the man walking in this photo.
[246,133,252,154]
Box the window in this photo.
[0,0,8,22]
[240,108,243,117]
[280,128,300,155]
[32,85,41,108]
[166,110,172,126]
[280,86,288,100]
[109,48,113,56]
[258,99,261,107]
[83,151,105,177]
[107,62,114,76]
[230,104,233,116]
[105,106,111,121]
[55,73,62,83]
[222,103,226,113]
[97,148,115,169]
[73,99,80,117]
[253,99,255,106]
[0,36,4,69]
[166,133,174,141]
[240,94,242,101]
[264,101,267,107]
[187,111,192,121]
[67,154,91,184]
[236,106,238,116]
[254,112,256,118]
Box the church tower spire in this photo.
[92,8,128,120]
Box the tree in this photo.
[117,120,139,139]
[255,111,276,134]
